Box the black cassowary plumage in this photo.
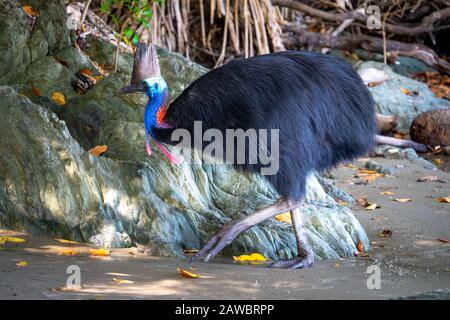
[153,51,377,201]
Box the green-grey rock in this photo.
[357,61,450,130]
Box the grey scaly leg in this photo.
[269,207,314,269]
[190,198,302,263]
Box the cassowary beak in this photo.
[118,83,146,95]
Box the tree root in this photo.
[375,135,428,153]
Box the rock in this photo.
[357,61,450,130]
[376,113,399,134]
[410,109,450,147]
[351,49,435,76]
[0,0,71,85]
[0,0,370,260]
[364,160,395,175]
[373,145,437,170]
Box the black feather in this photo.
[153,51,377,201]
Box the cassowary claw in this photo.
[269,255,314,269]
[190,221,245,263]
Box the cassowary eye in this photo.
[153,83,159,90]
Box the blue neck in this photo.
[144,89,168,138]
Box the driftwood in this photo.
[281,26,450,75]
[410,109,450,147]
[376,113,399,134]
[272,0,450,36]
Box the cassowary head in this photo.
[119,44,167,98]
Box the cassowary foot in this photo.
[190,222,244,263]
[269,254,314,269]
[190,199,302,264]
[269,207,314,269]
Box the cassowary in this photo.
[120,44,377,269]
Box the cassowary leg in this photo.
[269,207,314,269]
[190,199,301,263]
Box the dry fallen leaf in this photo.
[79,69,93,76]
[88,145,108,157]
[22,5,39,17]
[31,87,41,97]
[437,197,450,203]
[437,238,450,243]
[378,229,393,238]
[89,248,110,256]
[59,249,80,256]
[357,240,363,253]
[358,169,377,174]
[51,92,66,106]
[183,249,199,254]
[275,212,292,224]
[380,191,394,195]
[394,198,412,203]
[412,71,450,100]
[15,261,28,268]
[177,268,200,279]
[400,87,418,96]
[0,236,26,244]
[55,238,79,245]
[112,278,134,284]
[365,203,378,210]
[233,253,267,262]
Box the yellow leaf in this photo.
[0,236,26,244]
[380,191,394,195]
[394,198,412,203]
[51,92,66,105]
[15,261,28,268]
[433,158,443,165]
[177,268,200,279]
[88,145,108,157]
[59,249,80,256]
[365,203,377,210]
[55,238,79,245]
[275,212,292,224]
[233,253,267,262]
[338,201,348,206]
[400,87,413,96]
[89,248,110,256]
[112,278,134,284]
[358,169,377,174]
[437,196,450,203]
[22,5,39,17]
